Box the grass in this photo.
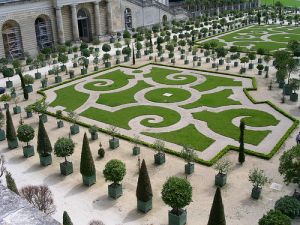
[143,124,215,152]
[182,89,241,109]
[96,81,152,107]
[262,0,300,7]
[84,70,134,91]
[80,105,181,130]
[144,67,197,85]
[193,75,242,92]
[269,34,300,43]
[144,88,192,103]
[49,84,89,111]
[193,108,280,146]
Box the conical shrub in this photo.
[136,159,153,202]
[80,133,96,177]
[207,187,226,225]
[6,108,17,141]
[37,118,52,156]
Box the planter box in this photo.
[132,146,140,155]
[116,59,120,64]
[98,148,105,158]
[248,63,253,69]
[55,76,62,83]
[219,59,224,65]
[226,65,230,70]
[60,161,73,176]
[124,56,130,62]
[290,93,298,102]
[108,183,122,199]
[240,68,246,73]
[185,163,194,175]
[26,111,33,118]
[193,56,198,62]
[197,62,201,66]
[136,52,141,58]
[70,124,80,135]
[154,152,165,165]
[23,145,34,158]
[234,61,239,67]
[251,186,262,200]
[180,55,185,60]
[91,132,98,140]
[169,53,174,59]
[13,106,21,115]
[6,81,13,88]
[171,59,175,64]
[109,138,119,149]
[25,85,33,93]
[73,63,78,68]
[184,60,189,65]
[60,65,66,71]
[81,68,87,75]
[258,58,262,64]
[35,72,41,79]
[110,37,115,43]
[82,174,96,186]
[212,63,217,68]
[69,72,75,79]
[206,58,210,63]
[105,62,111,68]
[137,199,152,213]
[168,209,187,225]
[0,129,5,141]
[264,66,269,71]
[39,154,52,166]
[8,139,18,149]
[283,84,292,95]
[160,57,165,62]
[94,66,99,71]
[39,114,48,123]
[41,80,48,88]
[215,173,227,187]
[57,120,64,128]
[149,56,153,60]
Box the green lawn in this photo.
[80,105,181,130]
[96,81,152,107]
[193,108,279,145]
[145,88,192,103]
[143,124,215,152]
[182,89,241,109]
[49,84,89,111]
[262,0,300,7]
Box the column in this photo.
[71,4,80,42]
[106,0,113,34]
[55,6,65,44]
[94,1,101,38]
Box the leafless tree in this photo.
[0,155,6,180]
[20,185,56,215]
[89,220,105,225]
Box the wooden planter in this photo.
[105,62,112,68]
[215,173,227,187]
[23,145,34,158]
[185,163,194,175]
[55,76,62,83]
[70,124,80,135]
[6,81,13,88]
[132,146,140,155]
[35,72,41,79]
[168,209,187,225]
[251,186,262,200]
[57,120,64,128]
[108,183,122,199]
[39,154,52,166]
[25,85,33,93]
[290,93,298,102]
[13,106,21,115]
[154,152,165,165]
[82,174,96,186]
[91,132,98,140]
[81,68,87,75]
[41,80,48,88]
[137,198,152,213]
[8,139,18,149]
[60,161,73,176]
[39,114,48,123]
[109,138,119,149]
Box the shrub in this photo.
[249,168,269,188]
[6,109,17,142]
[80,133,96,177]
[37,119,52,157]
[136,159,152,202]
[259,210,291,225]
[103,159,126,184]
[23,74,34,85]
[17,124,35,146]
[54,137,75,162]
[102,44,111,53]
[5,172,19,195]
[63,211,73,225]
[275,196,300,219]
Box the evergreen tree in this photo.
[17,71,28,100]
[5,172,19,195]
[37,118,52,156]
[207,187,226,225]
[80,133,96,177]
[63,211,73,225]
[136,159,153,202]
[6,108,17,142]
[132,45,136,65]
[238,120,245,164]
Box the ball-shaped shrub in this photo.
[23,74,34,85]
[275,196,300,219]
[17,124,35,146]
[54,137,75,161]
[259,210,291,225]
[102,44,111,53]
[161,176,192,213]
[103,159,126,184]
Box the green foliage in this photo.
[54,137,75,161]
[103,159,126,184]
[239,120,245,164]
[181,146,196,163]
[5,172,19,195]
[123,30,131,39]
[249,168,270,188]
[161,176,192,210]
[80,133,96,177]
[0,94,11,102]
[88,125,98,134]
[17,124,35,145]
[214,159,232,174]
[6,109,17,141]
[37,118,52,156]
[207,187,226,225]
[2,67,14,78]
[0,111,5,129]
[63,211,73,225]
[23,74,34,85]
[275,196,300,219]
[136,159,153,202]
[259,210,291,225]
[58,53,68,65]
[102,44,111,53]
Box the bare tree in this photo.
[20,185,56,215]
[0,155,6,180]
[89,220,105,225]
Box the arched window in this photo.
[162,15,168,24]
[35,15,53,51]
[2,20,24,59]
[124,8,132,30]
[77,8,91,42]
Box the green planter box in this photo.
[258,58,262,64]
[283,84,292,96]
[290,93,298,102]
[197,62,201,66]
[168,209,187,225]
[185,163,194,175]
[193,56,198,62]
[39,154,52,166]
[60,161,73,176]
[137,199,152,213]
[215,173,227,187]
[109,138,119,149]
[60,65,66,71]
[70,124,80,135]
[6,81,13,88]
[240,68,246,73]
[82,174,96,186]
[154,152,165,165]
[132,146,140,155]
[0,129,5,141]
[160,57,165,62]
[94,66,99,71]
[73,63,78,68]
[180,55,185,60]
[136,52,141,58]
[212,63,217,68]
[81,68,87,75]
[234,62,239,67]
[124,56,129,62]
[258,70,262,75]
[264,66,269,71]
[105,62,111,68]
[35,72,41,79]
[41,80,47,88]
[116,59,120,64]
[25,85,33,93]
[226,65,230,70]
[57,120,64,128]
[23,145,35,158]
[184,60,189,65]
[108,183,122,199]
[169,53,174,58]
[251,186,261,200]
[248,63,254,69]
[69,73,75,79]
[13,106,21,114]
[8,139,18,149]
[55,76,62,83]
[39,114,48,123]
[149,56,153,60]
[219,59,224,65]
[91,132,98,140]
[206,58,210,63]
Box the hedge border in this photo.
[36,62,298,166]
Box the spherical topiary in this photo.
[259,210,291,225]
[275,196,300,219]
[17,124,35,146]
[54,137,75,162]
[102,44,111,53]
[103,159,126,184]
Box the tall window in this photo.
[35,15,53,51]
[124,8,132,30]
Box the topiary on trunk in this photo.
[5,171,19,195]
[63,211,73,225]
[6,108,17,142]
[37,118,52,157]
[80,133,96,177]
[207,187,226,225]
[136,159,153,202]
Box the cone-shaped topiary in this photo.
[238,120,245,164]
[136,159,153,202]
[6,108,17,142]
[80,133,96,177]
[63,211,73,225]
[207,187,226,225]
[5,172,19,195]
[37,118,52,156]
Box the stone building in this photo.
[0,0,187,59]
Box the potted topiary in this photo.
[41,77,48,88]
[6,108,18,149]
[17,124,35,158]
[249,168,270,200]
[53,66,62,83]
[181,146,196,175]
[214,159,232,187]
[0,111,5,141]
[37,118,53,166]
[98,142,105,158]
[93,54,99,71]
[3,67,14,88]
[225,57,231,70]
[259,210,291,225]
[161,176,192,225]
[25,105,33,118]
[132,135,141,156]
[88,125,98,140]
[33,100,48,123]
[54,137,75,176]
[289,78,300,102]
[32,59,41,79]
[153,139,165,165]
[56,110,64,128]
[10,87,16,99]
[102,44,112,68]
[58,53,68,72]
[256,64,264,75]
[108,125,119,149]
[80,133,96,186]
[69,70,75,79]
[13,98,21,115]
[79,57,88,75]
[1,94,11,110]
[103,159,126,199]
[23,74,34,93]
[68,111,79,135]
